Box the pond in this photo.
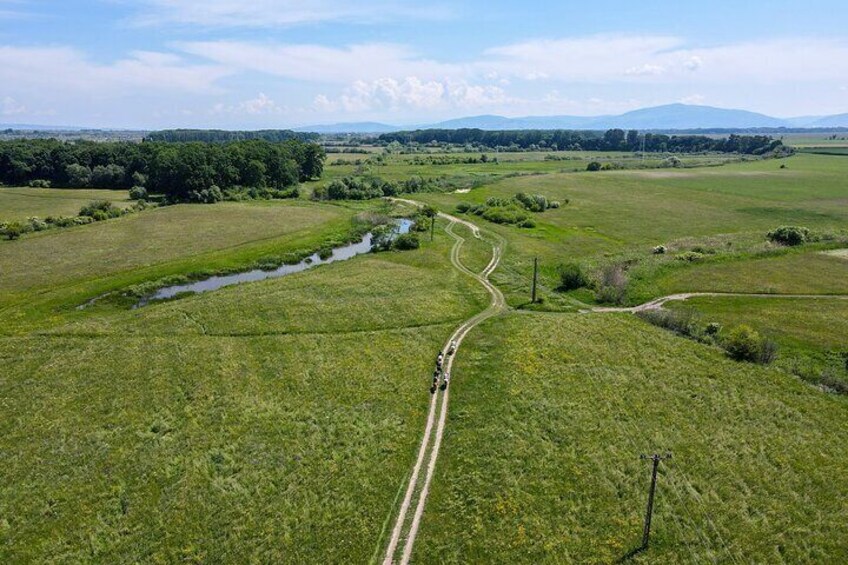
[134,218,413,307]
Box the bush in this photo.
[188,185,224,204]
[28,179,51,188]
[595,263,628,305]
[514,192,549,212]
[675,251,706,262]
[637,308,700,337]
[586,161,602,172]
[557,263,588,291]
[129,186,148,200]
[455,202,472,214]
[723,325,777,364]
[27,217,48,231]
[767,225,809,246]
[652,245,667,255]
[705,322,722,336]
[80,200,122,219]
[1,221,30,240]
[393,233,420,250]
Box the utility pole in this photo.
[639,453,672,550]
[430,216,435,242]
[531,257,538,303]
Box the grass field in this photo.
[0,210,488,562]
[408,153,848,307]
[2,148,848,562]
[668,296,848,384]
[414,312,848,563]
[0,186,132,222]
[0,201,361,333]
[653,250,848,296]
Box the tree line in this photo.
[377,129,785,154]
[0,139,326,202]
[146,129,318,143]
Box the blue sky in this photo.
[1,0,847,128]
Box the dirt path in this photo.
[381,204,505,565]
[592,292,848,313]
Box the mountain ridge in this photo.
[295,104,848,133]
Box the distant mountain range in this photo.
[294,104,848,133]
[4,104,848,135]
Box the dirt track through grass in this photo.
[592,292,848,313]
[382,205,506,564]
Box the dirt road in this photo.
[381,206,505,565]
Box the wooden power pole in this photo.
[531,257,538,303]
[430,216,435,242]
[639,453,672,550]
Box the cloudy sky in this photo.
[1,0,847,128]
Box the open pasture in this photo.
[0,186,132,222]
[414,312,848,563]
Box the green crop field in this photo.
[0,186,132,222]
[2,149,847,562]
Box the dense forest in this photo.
[146,129,318,143]
[0,139,325,202]
[378,128,785,154]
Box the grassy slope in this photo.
[654,251,848,296]
[0,201,359,332]
[0,218,489,562]
[0,187,132,221]
[669,296,848,370]
[407,153,848,306]
[414,313,848,563]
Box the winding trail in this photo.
[381,202,506,565]
[592,292,848,313]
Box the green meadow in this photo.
[2,148,847,562]
[0,186,132,221]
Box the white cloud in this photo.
[213,93,285,115]
[314,77,511,114]
[680,94,706,105]
[0,46,229,96]
[1,96,26,116]
[177,41,460,84]
[132,0,451,28]
[625,64,666,76]
[684,56,703,71]
[481,35,848,85]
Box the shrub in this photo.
[2,221,30,240]
[652,245,667,255]
[393,233,420,250]
[28,179,51,188]
[27,217,48,231]
[549,201,561,209]
[514,192,549,212]
[455,202,472,214]
[80,200,121,218]
[675,251,706,262]
[637,308,700,337]
[586,161,602,172]
[188,185,224,204]
[595,263,628,305]
[557,263,588,291]
[129,186,148,201]
[705,322,722,336]
[767,225,810,246]
[722,325,777,364]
